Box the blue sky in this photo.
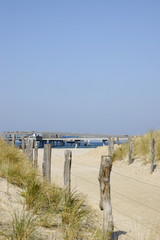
[0,0,160,135]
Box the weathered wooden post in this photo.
[64,150,72,199]
[26,138,33,161]
[21,135,25,153]
[128,137,133,164]
[108,137,112,156]
[34,140,38,168]
[117,136,120,145]
[29,138,33,161]
[26,138,29,155]
[98,155,114,238]
[12,134,15,147]
[111,137,114,155]
[108,137,114,157]
[42,144,52,182]
[150,138,155,174]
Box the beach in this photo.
[0,145,159,239]
[37,146,160,240]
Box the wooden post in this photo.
[128,137,132,164]
[26,137,29,157]
[111,138,114,155]
[26,138,29,157]
[12,134,15,147]
[108,137,114,157]
[42,144,52,182]
[98,155,114,238]
[108,137,112,156]
[150,138,155,174]
[29,138,33,161]
[64,150,72,199]
[21,135,25,153]
[26,138,33,161]
[34,140,38,168]
[117,137,120,145]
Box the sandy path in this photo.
[37,146,160,240]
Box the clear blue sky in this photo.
[0,0,160,135]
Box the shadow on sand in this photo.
[154,164,157,171]
[111,230,127,240]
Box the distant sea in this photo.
[15,139,125,149]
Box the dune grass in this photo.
[113,130,160,163]
[8,210,36,240]
[61,192,93,240]
[0,138,159,239]
[0,139,99,239]
[0,139,37,188]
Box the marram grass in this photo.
[61,191,93,240]
[0,139,37,187]
[113,130,160,163]
[1,138,158,239]
[0,139,98,239]
[9,210,36,240]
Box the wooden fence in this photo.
[17,137,115,236]
[10,135,158,238]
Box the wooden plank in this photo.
[42,144,52,182]
[98,155,114,238]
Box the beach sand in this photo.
[0,146,159,239]
[37,146,160,240]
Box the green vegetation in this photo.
[61,192,93,240]
[0,139,100,240]
[0,139,37,188]
[113,131,160,163]
[6,211,36,240]
[1,137,158,239]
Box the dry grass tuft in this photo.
[0,139,37,187]
[61,191,93,240]
[1,210,36,240]
[113,130,160,163]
